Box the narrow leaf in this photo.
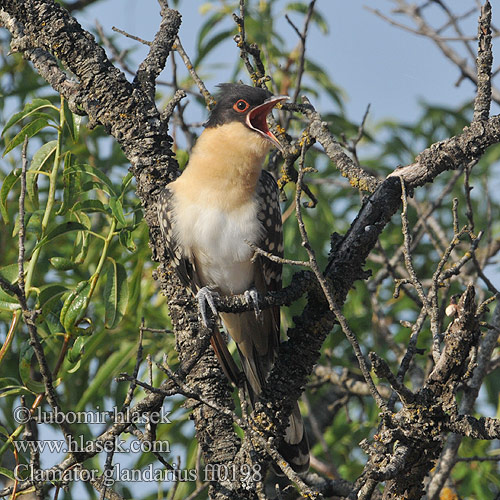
[19,345,47,394]
[120,171,134,195]
[104,260,129,329]
[30,140,58,173]
[194,30,234,67]
[0,285,21,310]
[72,199,110,214]
[0,387,31,399]
[58,152,82,216]
[3,118,50,156]
[27,140,58,208]
[0,377,21,388]
[32,221,88,253]
[109,197,126,226]
[0,264,19,284]
[49,257,79,271]
[2,98,54,136]
[0,467,15,481]
[75,342,135,411]
[119,228,137,252]
[38,284,68,310]
[67,336,86,364]
[63,99,82,142]
[71,164,117,196]
[197,11,225,52]
[60,280,92,335]
[0,168,20,223]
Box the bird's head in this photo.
[205,83,288,151]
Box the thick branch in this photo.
[388,115,500,185]
[134,5,181,100]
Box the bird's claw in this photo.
[244,287,262,320]
[196,287,220,327]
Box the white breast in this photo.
[173,198,263,295]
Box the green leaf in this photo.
[109,197,126,226]
[75,341,135,411]
[26,140,58,208]
[104,259,129,329]
[0,264,19,284]
[63,99,82,142]
[0,377,21,388]
[67,336,86,364]
[2,98,55,136]
[0,380,29,401]
[120,171,134,195]
[49,257,78,271]
[176,149,189,170]
[58,152,80,216]
[127,259,143,314]
[32,221,89,253]
[0,387,31,399]
[0,168,20,224]
[118,228,136,252]
[40,310,64,336]
[70,164,117,196]
[0,264,20,309]
[3,118,50,156]
[285,2,329,34]
[0,289,20,311]
[19,345,47,394]
[72,199,110,214]
[38,284,68,310]
[22,210,43,240]
[30,140,58,172]
[0,467,15,481]
[72,212,91,265]
[60,280,92,335]
[194,29,234,67]
[67,359,82,374]
[196,11,225,51]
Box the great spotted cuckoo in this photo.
[158,83,309,473]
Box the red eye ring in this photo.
[233,99,250,113]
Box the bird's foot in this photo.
[196,287,220,327]
[244,287,262,320]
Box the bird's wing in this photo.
[157,186,196,289]
[255,169,283,347]
[256,171,310,473]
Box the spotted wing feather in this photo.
[157,187,195,289]
[255,169,283,349]
[257,171,310,474]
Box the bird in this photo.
[158,83,309,473]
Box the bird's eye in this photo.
[233,99,250,113]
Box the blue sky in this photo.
[76,0,499,126]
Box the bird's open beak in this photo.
[246,95,289,151]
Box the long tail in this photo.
[220,310,310,473]
[210,327,240,386]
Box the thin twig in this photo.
[247,240,311,267]
[173,36,215,108]
[18,135,28,297]
[162,88,187,123]
[287,0,317,103]
[121,320,145,409]
[112,26,151,46]
[295,140,386,409]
